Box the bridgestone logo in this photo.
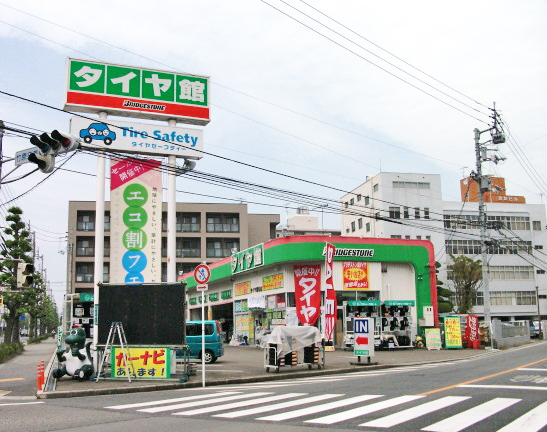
[123,100,166,111]
[336,248,374,257]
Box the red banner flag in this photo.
[324,243,336,341]
[294,265,321,326]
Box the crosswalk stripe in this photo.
[173,393,306,416]
[256,394,382,421]
[359,396,470,428]
[213,393,342,418]
[305,395,423,425]
[106,391,240,410]
[496,401,547,432]
[138,392,272,413]
[422,398,521,432]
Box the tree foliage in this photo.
[448,254,482,314]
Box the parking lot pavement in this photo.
[44,343,497,399]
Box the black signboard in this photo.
[98,283,185,345]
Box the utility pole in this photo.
[471,104,506,334]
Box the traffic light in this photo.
[28,130,80,173]
[16,262,34,288]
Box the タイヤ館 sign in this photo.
[64,58,210,125]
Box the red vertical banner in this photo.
[465,314,480,349]
[293,265,321,326]
[324,243,336,342]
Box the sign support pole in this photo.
[93,111,108,367]
[201,289,205,387]
[167,120,177,283]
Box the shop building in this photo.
[181,235,437,348]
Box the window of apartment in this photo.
[444,214,480,230]
[346,228,350,234]
[534,245,543,250]
[358,218,363,229]
[357,194,362,201]
[487,215,530,231]
[490,266,534,280]
[375,212,380,219]
[206,238,240,258]
[393,181,431,189]
[75,263,93,283]
[391,235,402,239]
[373,183,379,192]
[76,237,94,256]
[344,201,349,208]
[364,196,370,206]
[426,236,431,241]
[533,221,542,231]
[178,213,200,232]
[537,269,546,275]
[416,236,422,240]
[405,235,411,239]
[104,212,110,232]
[177,237,200,258]
[424,208,430,219]
[103,263,109,283]
[516,291,536,305]
[389,207,401,219]
[77,211,95,231]
[351,221,356,232]
[414,207,420,219]
[404,207,409,219]
[350,198,354,205]
[104,237,110,257]
[177,262,200,275]
[366,223,371,233]
[206,213,240,233]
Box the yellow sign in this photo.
[263,273,283,291]
[111,347,171,379]
[0,295,3,307]
[444,317,463,349]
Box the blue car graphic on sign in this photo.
[80,123,116,145]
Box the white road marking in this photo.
[213,393,342,418]
[360,396,470,428]
[422,398,521,432]
[257,394,382,421]
[106,391,240,410]
[305,395,423,425]
[517,368,547,372]
[0,401,44,407]
[174,393,306,416]
[458,385,547,391]
[496,401,547,432]
[138,392,272,413]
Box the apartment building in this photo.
[341,172,546,321]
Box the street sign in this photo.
[196,284,208,291]
[194,264,211,284]
[354,317,375,357]
[15,147,43,166]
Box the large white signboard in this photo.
[353,317,375,357]
[70,117,204,159]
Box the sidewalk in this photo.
[42,342,500,399]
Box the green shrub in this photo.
[27,335,51,344]
[0,342,24,363]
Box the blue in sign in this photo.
[355,319,369,334]
[122,250,147,273]
[125,272,144,285]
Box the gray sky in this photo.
[1,0,546,309]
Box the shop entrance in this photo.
[211,302,233,343]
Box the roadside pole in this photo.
[194,263,211,388]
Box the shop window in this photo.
[285,292,295,307]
